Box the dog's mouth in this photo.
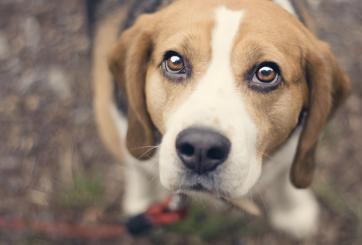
[182,183,212,193]
[190,183,208,191]
[175,172,229,198]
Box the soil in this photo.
[0,0,361,244]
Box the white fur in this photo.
[159,6,260,198]
[253,127,303,192]
[273,0,296,15]
[268,178,319,239]
[110,105,166,215]
[253,127,319,239]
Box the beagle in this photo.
[92,0,351,239]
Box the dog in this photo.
[92,0,351,239]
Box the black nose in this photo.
[176,127,231,174]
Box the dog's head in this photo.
[109,0,350,199]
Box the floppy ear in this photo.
[108,15,157,160]
[291,41,351,188]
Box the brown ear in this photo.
[108,15,157,160]
[291,41,351,188]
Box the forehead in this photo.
[153,0,306,53]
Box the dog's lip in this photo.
[175,172,231,197]
[176,182,218,196]
[188,183,209,192]
[176,184,234,205]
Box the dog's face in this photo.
[110,0,350,199]
[149,2,308,198]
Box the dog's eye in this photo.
[250,62,281,91]
[256,66,277,83]
[162,51,188,81]
[166,54,184,72]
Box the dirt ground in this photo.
[0,0,361,244]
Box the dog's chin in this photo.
[172,172,233,200]
[159,156,261,200]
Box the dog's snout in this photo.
[176,128,231,174]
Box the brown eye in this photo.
[166,55,184,72]
[162,51,189,81]
[250,62,282,92]
[256,66,277,83]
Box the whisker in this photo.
[137,146,160,159]
[132,145,160,150]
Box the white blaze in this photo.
[159,6,261,197]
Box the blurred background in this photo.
[0,0,361,244]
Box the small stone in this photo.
[346,95,361,114]
[25,95,40,111]
[18,136,35,153]
[307,0,322,9]
[39,174,53,193]
[48,67,72,100]
[19,70,39,92]
[28,190,49,206]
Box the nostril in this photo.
[207,147,226,160]
[180,143,195,156]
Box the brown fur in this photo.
[109,14,158,160]
[291,41,351,188]
[93,5,132,161]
